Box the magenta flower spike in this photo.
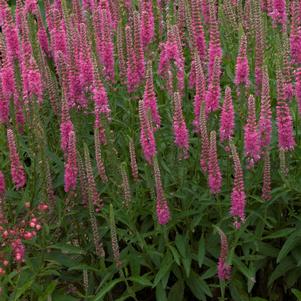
[244,95,261,168]
[1,57,16,101]
[201,0,210,25]
[290,1,301,64]
[259,68,272,150]
[37,16,50,57]
[133,11,145,82]
[234,34,249,87]
[64,131,78,192]
[93,77,111,120]
[217,229,231,281]
[125,25,140,92]
[25,0,38,14]
[276,71,295,151]
[153,158,170,225]
[50,9,67,63]
[143,61,161,130]
[208,131,222,194]
[208,0,222,80]
[2,7,20,62]
[7,129,26,190]
[139,99,156,164]
[0,170,5,196]
[205,55,221,114]
[140,0,154,48]
[220,86,234,143]
[99,4,115,81]
[0,86,8,124]
[269,0,287,27]
[79,23,94,91]
[60,98,74,153]
[27,57,43,103]
[173,92,189,158]
[191,0,207,61]
[262,151,272,201]
[295,67,301,115]
[199,104,209,174]
[158,27,184,95]
[193,53,206,131]
[230,142,246,229]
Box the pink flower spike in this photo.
[140,0,154,48]
[7,129,26,190]
[269,0,287,27]
[290,1,301,65]
[295,67,301,115]
[220,86,235,143]
[230,142,246,229]
[244,95,261,168]
[208,1,222,80]
[191,0,207,61]
[143,61,161,129]
[0,171,5,196]
[193,53,206,131]
[154,158,170,225]
[234,34,249,87]
[64,131,78,192]
[173,92,189,158]
[139,99,157,164]
[205,55,221,114]
[60,98,74,153]
[276,70,295,151]
[208,131,222,194]
[217,229,231,281]
[259,68,272,149]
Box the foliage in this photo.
[0,0,301,301]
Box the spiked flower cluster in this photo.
[220,87,235,143]
[193,53,206,131]
[139,99,157,164]
[230,142,246,229]
[173,92,189,158]
[259,68,272,150]
[234,34,249,87]
[159,27,185,94]
[244,95,261,168]
[276,71,295,151]
[208,131,222,194]
[7,129,26,190]
[153,158,170,225]
[217,229,231,280]
[143,62,161,130]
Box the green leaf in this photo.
[93,279,123,301]
[168,245,181,266]
[233,256,255,283]
[156,281,167,301]
[292,288,301,301]
[268,257,295,286]
[153,253,173,288]
[198,238,206,268]
[128,276,153,287]
[168,280,184,301]
[186,271,212,299]
[277,231,301,263]
[11,279,34,301]
[263,228,295,240]
[50,243,86,255]
[68,264,100,272]
[38,281,58,301]
[175,234,187,258]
